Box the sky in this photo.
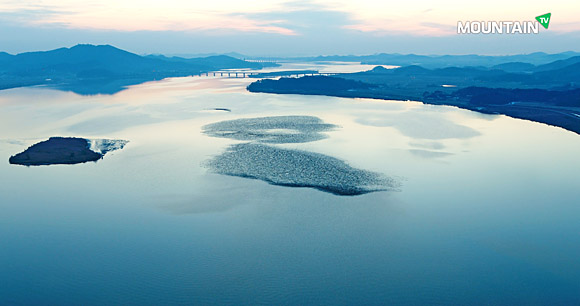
[0,0,579,56]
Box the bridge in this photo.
[192,71,337,78]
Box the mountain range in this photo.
[274,52,580,69]
[0,44,271,94]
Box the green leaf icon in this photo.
[535,13,551,29]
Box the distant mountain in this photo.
[148,54,263,70]
[348,57,580,88]
[0,44,268,94]
[534,56,580,72]
[188,55,261,69]
[391,65,431,75]
[0,44,265,77]
[159,52,247,59]
[3,45,175,78]
[350,64,504,84]
[491,62,536,73]
[290,52,580,68]
[544,62,580,83]
[222,52,247,59]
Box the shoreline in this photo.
[246,87,580,136]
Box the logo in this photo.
[535,13,551,29]
[458,13,551,34]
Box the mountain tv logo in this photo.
[535,13,551,29]
[458,13,551,34]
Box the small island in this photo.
[9,137,127,166]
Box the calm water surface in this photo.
[1,63,580,305]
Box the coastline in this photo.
[246,85,580,135]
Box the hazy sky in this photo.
[1,0,579,56]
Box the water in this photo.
[1,63,580,305]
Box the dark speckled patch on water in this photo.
[204,143,398,196]
[202,115,338,144]
[203,115,399,195]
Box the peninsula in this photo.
[247,57,580,135]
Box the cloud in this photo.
[311,0,580,36]
[344,21,455,37]
[229,2,355,36]
[0,0,299,35]
[2,0,579,37]
[0,0,579,55]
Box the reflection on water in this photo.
[356,110,481,140]
[408,140,446,150]
[408,149,454,159]
[51,77,157,95]
[209,108,231,112]
[1,64,580,304]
